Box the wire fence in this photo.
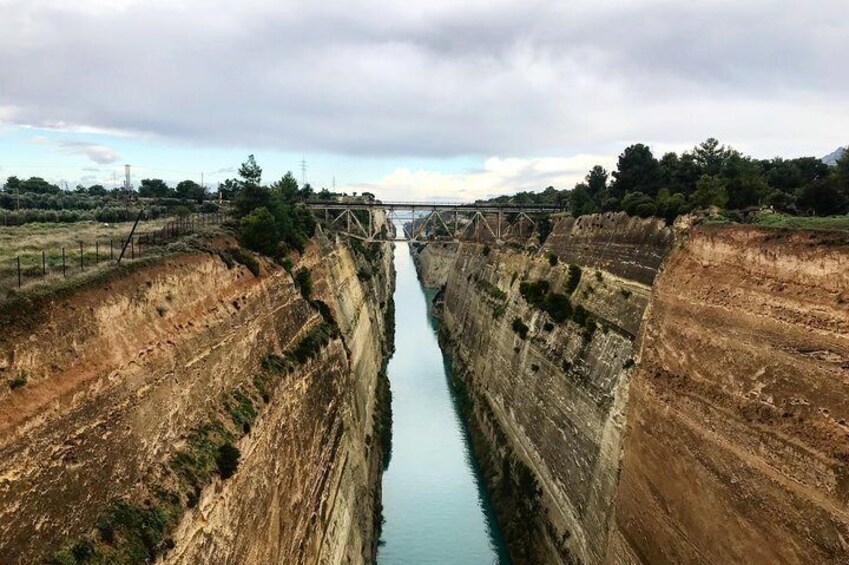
[1,212,229,293]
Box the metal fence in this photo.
[1,212,228,292]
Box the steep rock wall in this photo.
[0,233,394,564]
[413,213,673,564]
[612,226,849,564]
[417,214,849,565]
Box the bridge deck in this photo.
[305,200,563,213]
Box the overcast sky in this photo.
[1,0,847,200]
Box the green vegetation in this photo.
[519,280,573,323]
[480,138,849,223]
[511,317,529,340]
[547,253,558,266]
[219,247,260,277]
[294,267,313,300]
[620,288,632,299]
[289,322,338,364]
[476,279,507,301]
[753,212,849,231]
[565,265,582,295]
[8,371,27,389]
[215,444,241,479]
[49,346,292,564]
[229,155,316,257]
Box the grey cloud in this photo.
[0,0,847,158]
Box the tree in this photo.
[797,179,848,216]
[176,179,205,202]
[611,144,662,197]
[722,155,769,210]
[569,184,598,216]
[20,177,60,194]
[586,166,607,200]
[621,191,656,218]
[240,207,280,256]
[87,184,107,196]
[4,176,21,191]
[271,172,299,200]
[138,178,171,198]
[692,138,732,177]
[692,175,729,209]
[238,154,262,187]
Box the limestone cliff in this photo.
[612,225,849,564]
[413,212,672,564]
[415,213,849,565]
[0,231,394,565]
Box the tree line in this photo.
[484,138,849,221]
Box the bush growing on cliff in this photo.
[548,253,558,266]
[294,267,313,300]
[8,371,26,389]
[565,265,582,295]
[519,280,550,306]
[511,317,529,339]
[215,443,241,479]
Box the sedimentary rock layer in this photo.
[413,212,672,564]
[612,225,849,564]
[417,214,848,565]
[0,233,394,565]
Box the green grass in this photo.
[753,213,849,232]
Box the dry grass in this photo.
[0,216,229,298]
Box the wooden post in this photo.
[17,256,21,287]
[42,250,46,277]
[62,247,66,277]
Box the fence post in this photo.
[17,256,21,288]
[42,250,46,277]
[110,239,114,261]
[80,242,84,271]
[62,247,66,277]
[131,237,135,260]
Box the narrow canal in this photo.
[377,238,511,564]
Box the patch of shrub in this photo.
[519,280,550,307]
[493,304,506,319]
[543,322,554,332]
[215,443,241,479]
[511,317,529,340]
[229,247,261,277]
[565,265,582,295]
[8,371,27,389]
[623,358,635,369]
[548,253,558,266]
[477,279,507,301]
[483,244,491,256]
[620,288,632,299]
[239,207,279,257]
[594,270,603,282]
[542,293,573,323]
[289,322,337,363]
[294,267,313,300]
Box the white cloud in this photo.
[28,136,121,164]
[350,154,617,202]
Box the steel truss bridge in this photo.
[305,201,563,243]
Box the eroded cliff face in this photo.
[0,232,394,565]
[413,212,673,564]
[612,226,849,564]
[415,213,849,565]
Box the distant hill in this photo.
[822,146,847,166]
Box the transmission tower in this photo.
[300,157,308,186]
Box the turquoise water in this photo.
[377,241,511,565]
